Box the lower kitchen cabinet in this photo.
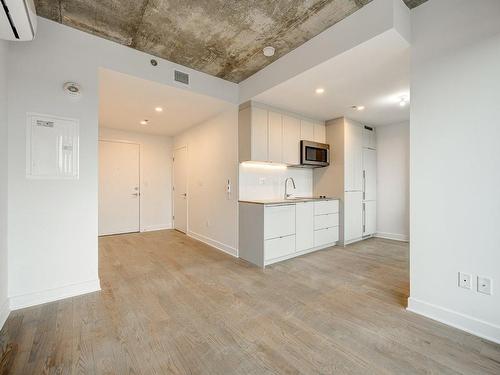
[296,202,314,251]
[265,235,296,261]
[239,199,339,267]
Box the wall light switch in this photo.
[458,272,471,289]
[259,177,266,185]
[477,276,492,295]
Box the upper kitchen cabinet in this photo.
[363,126,376,149]
[300,119,315,141]
[344,118,364,192]
[239,104,268,162]
[239,101,325,165]
[282,115,301,165]
[268,111,283,163]
[314,122,326,143]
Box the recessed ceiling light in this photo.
[351,105,365,111]
[399,98,408,107]
[140,120,149,125]
[155,107,163,112]
[315,88,325,94]
[263,46,275,57]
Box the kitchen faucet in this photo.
[284,177,296,199]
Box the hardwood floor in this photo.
[1,230,499,374]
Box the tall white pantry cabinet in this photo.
[314,117,377,245]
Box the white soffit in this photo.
[239,0,411,102]
[253,30,410,126]
[99,68,234,136]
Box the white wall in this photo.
[409,0,500,343]
[0,41,9,329]
[375,122,409,241]
[174,108,239,256]
[99,128,173,232]
[239,166,313,201]
[6,18,238,310]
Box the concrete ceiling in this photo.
[253,31,410,126]
[35,0,427,83]
[99,68,233,136]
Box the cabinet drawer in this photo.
[314,200,339,215]
[264,205,295,239]
[314,213,339,230]
[314,227,339,247]
[265,235,296,261]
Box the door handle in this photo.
[182,193,187,197]
[132,193,139,197]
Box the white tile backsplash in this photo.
[239,164,313,200]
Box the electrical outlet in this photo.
[477,276,492,295]
[458,272,471,289]
[259,177,266,185]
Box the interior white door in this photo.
[99,141,140,236]
[173,147,188,233]
[363,148,377,201]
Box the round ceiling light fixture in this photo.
[155,107,163,112]
[140,119,149,125]
[315,88,325,94]
[351,105,365,111]
[63,82,82,97]
[263,46,275,57]
[399,97,408,107]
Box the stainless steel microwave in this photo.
[300,140,330,168]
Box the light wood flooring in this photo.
[1,230,499,374]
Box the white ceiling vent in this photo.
[174,70,189,86]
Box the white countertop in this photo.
[239,197,339,205]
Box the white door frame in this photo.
[172,145,188,233]
[98,138,143,232]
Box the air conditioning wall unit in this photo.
[1,0,37,41]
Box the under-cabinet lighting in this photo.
[241,161,287,170]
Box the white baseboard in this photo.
[0,298,9,331]
[407,297,500,344]
[9,279,101,310]
[141,223,172,232]
[188,231,238,258]
[375,232,409,242]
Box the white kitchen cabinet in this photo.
[282,115,301,165]
[300,119,315,141]
[344,191,363,243]
[239,199,339,267]
[268,111,283,163]
[264,204,295,240]
[314,200,339,215]
[314,122,326,143]
[239,102,323,165]
[314,213,339,230]
[314,227,339,247]
[265,235,296,261]
[363,148,377,201]
[363,126,376,149]
[363,201,376,236]
[295,202,314,251]
[345,120,364,191]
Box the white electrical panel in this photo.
[26,113,79,179]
